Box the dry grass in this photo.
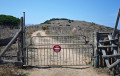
[0,64,28,76]
[0,20,117,76]
[45,30,50,35]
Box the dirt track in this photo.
[27,30,108,76]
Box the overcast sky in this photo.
[0,0,120,29]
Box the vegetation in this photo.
[66,24,71,26]
[0,15,20,26]
[41,18,74,24]
[42,26,49,30]
[0,64,28,76]
[68,20,74,23]
[59,25,62,26]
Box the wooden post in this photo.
[17,17,23,61]
[17,37,21,61]
[20,17,24,63]
[112,8,120,38]
[93,32,99,68]
[99,49,103,67]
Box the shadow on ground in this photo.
[23,65,90,70]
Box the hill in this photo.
[41,18,113,32]
[25,18,114,44]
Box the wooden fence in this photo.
[0,12,26,66]
[93,8,120,75]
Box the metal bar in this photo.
[60,49,61,65]
[31,48,32,65]
[37,49,39,65]
[28,47,85,49]
[79,46,80,65]
[40,46,42,65]
[26,64,91,66]
[31,35,87,41]
[57,36,58,65]
[38,44,40,65]
[31,43,86,46]
[66,39,67,65]
[76,45,77,65]
[73,44,74,65]
[23,12,26,64]
[57,53,58,65]
[63,45,64,65]
[82,45,83,64]
[44,45,45,65]
[47,38,48,65]
[53,47,55,65]
[60,37,61,65]
[50,46,51,65]
[69,36,70,64]
[34,49,35,65]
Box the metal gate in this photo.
[26,35,93,66]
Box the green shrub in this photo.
[41,18,74,24]
[41,20,51,24]
[0,15,20,26]
[68,20,74,23]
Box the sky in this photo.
[0,0,120,29]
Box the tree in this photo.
[0,15,20,26]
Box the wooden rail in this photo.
[0,29,22,58]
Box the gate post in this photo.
[23,12,26,64]
[19,12,26,64]
[17,17,23,61]
[20,17,24,64]
[93,32,99,68]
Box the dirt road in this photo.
[27,30,108,76]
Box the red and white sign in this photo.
[53,45,61,53]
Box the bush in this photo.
[0,15,20,26]
[68,20,74,23]
[66,24,71,26]
[41,18,74,24]
[59,25,62,26]
[41,20,51,24]
[42,26,49,30]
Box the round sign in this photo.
[53,45,61,53]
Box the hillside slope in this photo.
[26,18,114,44]
[40,18,114,32]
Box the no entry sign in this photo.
[53,45,61,53]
